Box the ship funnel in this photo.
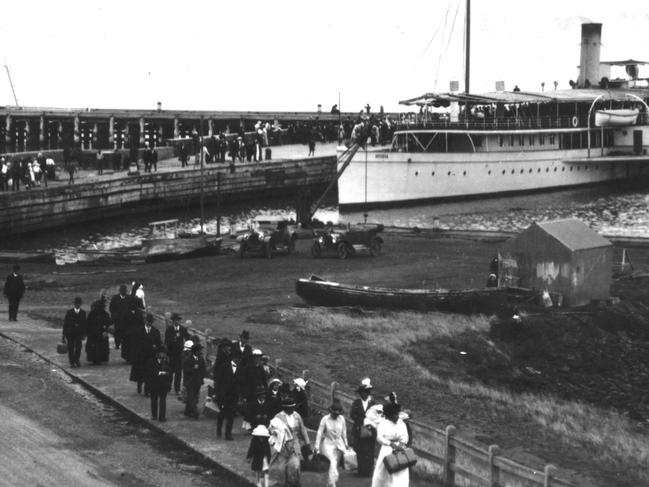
[578,23,602,88]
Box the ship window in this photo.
[520,169,524,174]
[499,136,504,147]
[529,168,533,173]
[577,166,581,171]
[511,169,515,174]
[448,171,452,176]
[546,168,549,172]
[432,171,435,176]
[554,167,557,172]
[463,171,467,176]
[510,135,515,146]
[562,167,565,171]
[502,169,506,175]
[415,171,419,176]
[539,135,545,145]
[570,166,573,171]
[549,134,555,145]
[519,135,525,146]
[528,135,534,146]
[488,170,492,175]
[537,168,541,173]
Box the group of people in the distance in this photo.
[58,281,414,487]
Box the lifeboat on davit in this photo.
[595,108,640,127]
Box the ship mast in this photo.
[464,0,470,94]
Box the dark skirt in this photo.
[86,334,109,363]
[354,436,375,476]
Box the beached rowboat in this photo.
[295,275,513,314]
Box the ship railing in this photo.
[394,113,648,132]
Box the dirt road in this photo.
[0,337,247,487]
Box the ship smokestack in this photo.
[578,23,602,88]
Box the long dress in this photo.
[85,303,110,364]
[371,418,410,487]
[315,414,349,487]
[269,411,310,487]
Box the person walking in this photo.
[245,385,271,431]
[350,377,377,476]
[268,393,311,487]
[4,264,25,321]
[247,424,272,487]
[164,312,191,396]
[129,312,162,395]
[232,330,253,367]
[96,148,104,175]
[85,296,111,365]
[62,297,87,368]
[213,354,241,438]
[315,398,350,487]
[109,284,134,352]
[371,402,410,487]
[179,142,188,168]
[146,345,173,422]
[183,340,206,419]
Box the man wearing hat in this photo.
[183,338,206,419]
[245,384,271,431]
[241,348,268,406]
[315,398,350,487]
[164,312,191,396]
[350,377,377,476]
[213,354,241,439]
[109,284,135,352]
[232,330,253,367]
[129,312,162,395]
[62,297,87,368]
[4,264,25,321]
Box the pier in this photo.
[0,144,338,236]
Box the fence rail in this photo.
[188,327,574,487]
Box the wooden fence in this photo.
[191,327,574,487]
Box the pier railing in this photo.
[190,327,575,487]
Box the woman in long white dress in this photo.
[315,398,350,487]
[372,402,410,487]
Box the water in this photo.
[6,182,649,264]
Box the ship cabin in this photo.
[391,88,649,155]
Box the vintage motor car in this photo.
[238,216,297,258]
[311,223,384,259]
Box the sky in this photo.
[1,0,648,113]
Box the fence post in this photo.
[544,464,555,487]
[330,381,339,403]
[443,425,456,487]
[488,444,500,487]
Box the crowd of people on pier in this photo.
[0,153,56,191]
[50,280,414,487]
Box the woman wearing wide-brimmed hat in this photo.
[350,377,378,476]
[269,393,311,487]
[315,398,350,487]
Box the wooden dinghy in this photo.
[295,275,513,314]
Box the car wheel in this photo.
[239,242,246,258]
[311,242,322,258]
[264,243,272,259]
[337,243,349,260]
[369,238,382,257]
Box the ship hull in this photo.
[337,148,649,208]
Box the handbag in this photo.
[301,452,329,472]
[57,342,68,354]
[203,396,220,418]
[383,447,417,474]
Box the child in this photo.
[247,424,271,487]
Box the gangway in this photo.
[307,143,361,221]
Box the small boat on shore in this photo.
[295,275,515,314]
[76,246,144,265]
[141,219,221,262]
[594,108,640,127]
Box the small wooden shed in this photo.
[500,219,612,306]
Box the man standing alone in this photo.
[62,297,87,368]
[4,264,25,321]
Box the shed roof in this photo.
[533,219,611,251]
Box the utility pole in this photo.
[4,65,20,107]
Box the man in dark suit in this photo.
[232,330,253,367]
[4,264,25,321]
[109,284,134,351]
[164,312,191,396]
[129,312,162,394]
[62,297,87,368]
[213,355,241,439]
[183,340,206,419]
